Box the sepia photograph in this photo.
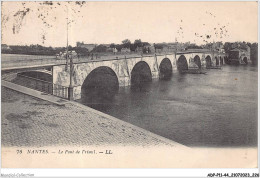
[1,0,259,176]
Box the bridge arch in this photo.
[159,58,172,80]
[177,55,188,72]
[194,55,201,69]
[81,66,119,102]
[243,57,248,64]
[205,55,212,68]
[220,57,223,65]
[215,56,219,66]
[224,56,229,64]
[131,61,152,86]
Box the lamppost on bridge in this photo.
[68,57,74,100]
[65,4,74,100]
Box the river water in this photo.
[77,65,258,147]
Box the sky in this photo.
[1,1,258,47]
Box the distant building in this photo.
[166,43,179,52]
[229,47,251,64]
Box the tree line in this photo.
[92,39,152,53]
[2,39,153,55]
[1,44,90,56]
[2,41,258,65]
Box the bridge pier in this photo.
[118,76,131,87]
[68,86,74,100]
[151,71,159,79]
[73,86,81,100]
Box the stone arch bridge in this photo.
[50,51,226,100]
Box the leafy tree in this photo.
[134,39,142,47]
[122,39,131,48]
[115,44,123,52]
[110,43,116,48]
[68,45,73,51]
[130,44,137,52]
[91,45,107,53]
[223,42,233,53]
[250,43,258,65]
[73,47,89,56]
[142,42,150,46]
[154,43,164,50]
[2,45,58,55]
[239,42,249,50]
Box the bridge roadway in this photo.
[2,51,227,100]
[1,53,148,72]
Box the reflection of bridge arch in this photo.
[131,61,152,86]
[205,55,212,68]
[81,66,119,102]
[194,55,201,69]
[159,58,172,80]
[177,55,188,72]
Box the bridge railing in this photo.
[15,74,69,99]
[52,84,69,99]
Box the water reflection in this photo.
[77,65,257,147]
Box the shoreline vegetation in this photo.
[1,41,258,65]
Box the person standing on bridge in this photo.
[113,47,117,55]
